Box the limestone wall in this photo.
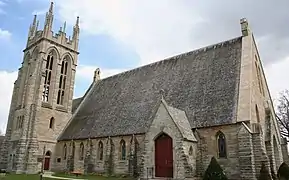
[195,124,240,179]
[53,134,144,176]
[140,103,197,179]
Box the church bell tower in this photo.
[0,2,79,173]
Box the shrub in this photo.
[203,156,228,180]
[278,162,289,180]
[258,162,271,180]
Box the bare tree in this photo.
[276,90,289,141]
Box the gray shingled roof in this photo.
[59,36,242,141]
[72,97,83,113]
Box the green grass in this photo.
[0,174,64,180]
[52,173,135,180]
[0,173,136,180]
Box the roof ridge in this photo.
[98,36,242,82]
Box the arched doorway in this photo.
[155,133,173,178]
[44,151,51,170]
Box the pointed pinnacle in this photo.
[63,21,66,32]
[49,1,54,14]
[32,14,37,25]
[36,20,39,30]
[76,16,79,26]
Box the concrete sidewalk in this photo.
[43,172,87,180]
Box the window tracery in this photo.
[57,56,69,105]
[42,52,54,102]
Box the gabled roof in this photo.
[161,98,197,142]
[59,36,242,141]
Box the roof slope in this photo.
[59,36,242,140]
[163,99,197,142]
[72,97,83,113]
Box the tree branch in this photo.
[276,114,287,129]
[280,131,289,137]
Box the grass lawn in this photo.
[52,173,136,180]
[0,174,64,180]
[0,173,136,180]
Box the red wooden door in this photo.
[155,133,173,178]
[44,157,50,170]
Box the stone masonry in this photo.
[0,2,79,174]
[0,2,288,180]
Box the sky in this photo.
[0,0,289,133]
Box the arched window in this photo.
[256,105,260,123]
[255,58,264,96]
[71,142,75,158]
[79,142,84,160]
[189,146,193,156]
[49,117,54,129]
[120,139,126,160]
[63,144,67,160]
[57,56,69,105]
[98,141,103,160]
[42,51,54,102]
[216,131,227,158]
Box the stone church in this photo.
[0,2,288,180]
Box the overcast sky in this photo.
[0,0,289,133]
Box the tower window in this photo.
[42,52,54,102]
[57,57,68,105]
[16,116,24,129]
[49,117,55,129]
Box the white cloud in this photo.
[1,1,289,133]
[32,9,47,16]
[55,0,204,65]
[0,65,125,133]
[76,65,126,81]
[264,57,289,103]
[0,71,17,134]
[73,65,127,99]
[52,0,289,102]
[0,28,11,40]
